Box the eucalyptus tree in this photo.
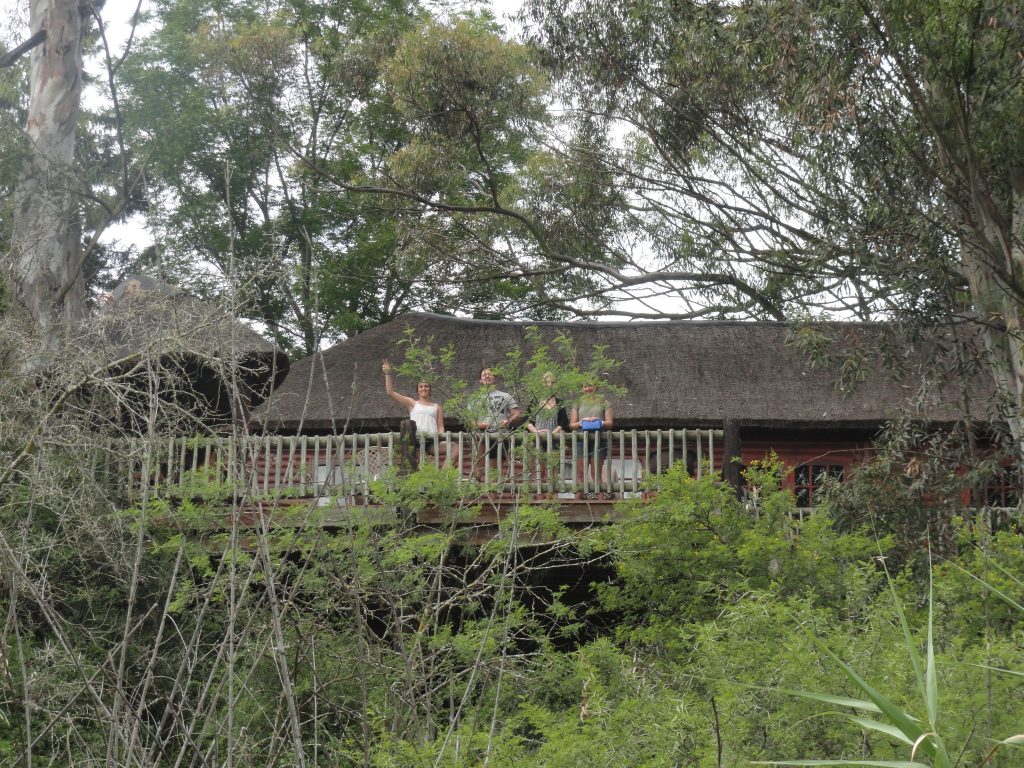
[0,35,27,278]
[114,0,413,355]
[2,0,87,346]
[339,14,634,322]
[121,2,643,355]
[2,0,149,362]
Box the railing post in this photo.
[694,429,701,478]
[630,430,638,494]
[669,429,676,474]
[655,430,662,479]
[723,419,743,499]
[543,430,551,495]
[561,431,569,494]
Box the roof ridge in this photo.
[387,311,890,329]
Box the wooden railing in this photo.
[104,429,724,504]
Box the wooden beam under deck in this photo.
[152,495,623,542]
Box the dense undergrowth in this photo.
[1,444,1021,767]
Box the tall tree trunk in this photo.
[7,0,86,349]
[1007,170,1024,466]
[961,170,1024,469]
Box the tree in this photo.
[119,3,608,357]
[314,13,645,324]
[116,0,421,355]
[0,30,30,270]
[518,0,1024,450]
[4,0,87,344]
[2,1,150,362]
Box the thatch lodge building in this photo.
[90,276,290,432]
[253,313,986,507]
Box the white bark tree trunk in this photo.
[1007,172,1024,465]
[7,0,86,347]
[961,168,1024,467]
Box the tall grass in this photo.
[762,550,1023,768]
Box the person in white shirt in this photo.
[383,360,452,467]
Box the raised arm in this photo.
[382,360,415,411]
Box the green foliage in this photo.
[765,547,1024,768]
[592,458,885,649]
[4,436,1023,765]
[117,0,430,353]
[113,2,603,352]
[518,0,1024,464]
[8,0,1024,762]
[593,465,749,645]
[509,639,696,766]
[822,422,984,568]
[0,45,27,268]
[932,531,1024,637]
[2,356,1020,767]
[385,16,547,186]
[390,323,626,437]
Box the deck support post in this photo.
[723,419,743,498]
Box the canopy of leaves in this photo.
[112,3,635,355]
[520,0,1023,324]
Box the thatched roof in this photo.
[253,312,988,433]
[88,276,288,424]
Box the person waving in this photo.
[383,360,449,465]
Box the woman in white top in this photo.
[382,360,450,466]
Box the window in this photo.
[793,463,844,508]
[979,465,1021,508]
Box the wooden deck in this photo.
[103,429,718,531]
[105,430,1023,539]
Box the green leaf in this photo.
[841,715,914,746]
[773,687,882,714]
[882,560,926,709]
[979,551,1024,592]
[969,663,1024,680]
[925,572,937,725]
[948,560,1024,614]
